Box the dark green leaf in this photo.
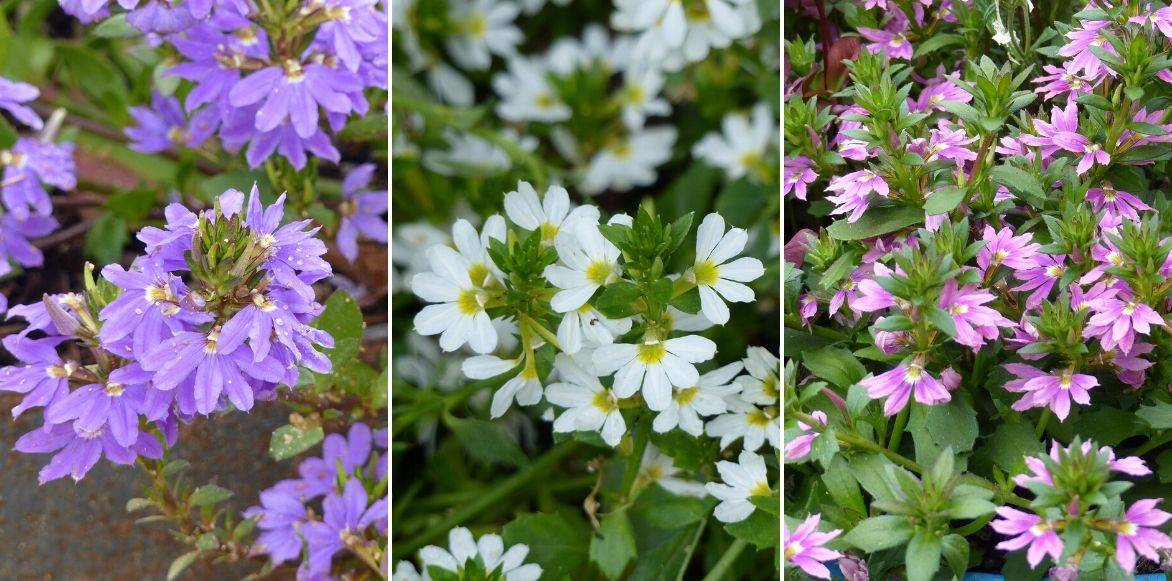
[826,206,924,241]
[268,424,324,461]
[503,512,590,579]
[447,416,528,468]
[590,511,637,579]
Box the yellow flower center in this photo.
[1059,373,1073,389]
[611,141,633,159]
[540,221,559,241]
[746,408,774,427]
[623,83,645,105]
[47,361,77,379]
[464,14,487,38]
[283,59,305,82]
[592,390,618,413]
[904,364,924,382]
[585,261,614,286]
[637,342,667,365]
[535,92,557,108]
[693,260,720,286]
[949,303,968,315]
[675,386,700,405]
[762,375,779,399]
[467,263,492,287]
[749,481,772,497]
[457,289,483,315]
[993,249,1008,262]
[105,382,125,397]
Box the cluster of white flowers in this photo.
[393,0,769,195]
[406,180,777,524]
[393,526,542,580]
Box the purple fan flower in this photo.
[858,19,912,59]
[126,0,195,34]
[144,328,285,414]
[228,59,363,138]
[241,186,333,295]
[336,163,388,262]
[1115,499,1172,572]
[1014,441,1150,489]
[939,280,1015,349]
[978,226,1039,275]
[168,25,269,111]
[0,213,57,276]
[861,361,950,416]
[2,138,76,219]
[1012,254,1066,309]
[98,257,210,358]
[0,77,43,130]
[245,487,315,566]
[0,334,74,417]
[1057,18,1115,78]
[991,507,1063,568]
[295,423,375,499]
[245,118,341,169]
[1034,62,1094,101]
[126,92,215,153]
[44,365,150,447]
[13,421,160,484]
[826,169,889,223]
[301,479,387,577]
[1085,295,1164,353]
[784,156,816,201]
[310,0,385,72]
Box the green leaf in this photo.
[941,534,970,578]
[189,484,233,508]
[1074,407,1145,445]
[723,508,780,548]
[104,189,157,224]
[669,287,701,314]
[630,484,712,529]
[801,347,866,389]
[924,399,978,454]
[949,495,997,519]
[167,551,199,581]
[1137,401,1172,429]
[843,515,913,551]
[991,165,1045,203]
[339,113,390,142]
[714,179,768,226]
[268,424,324,461]
[447,416,528,468]
[822,457,866,518]
[84,212,128,266]
[126,498,154,513]
[503,512,590,579]
[56,45,130,123]
[1157,449,1172,483]
[649,430,719,472]
[913,33,964,58]
[595,282,642,318]
[590,511,637,579]
[924,186,967,215]
[93,14,139,38]
[905,532,942,581]
[925,306,957,338]
[818,249,862,291]
[826,206,924,241]
[982,423,1042,473]
[195,533,219,550]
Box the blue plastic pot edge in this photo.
[823,562,1167,580]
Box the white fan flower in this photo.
[404,527,542,580]
[611,0,761,71]
[637,444,708,497]
[463,354,543,418]
[391,222,449,292]
[493,56,573,122]
[653,361,743,436]
[555,303,633,355]
[592,335,717,412]
[545,352,628,446]
[451,216,507,288]
[445,0,523,71]
[618,66,671,129]
[690,213,765,325]
[705,450,773,523]
[503,181,599,242]
[705,395,780,451]
[423,129,512,177]
[543,219,621,313]
[737,346,780,406]
[580,126,676,195]
[692,102,776,182]
[412,245,498,353]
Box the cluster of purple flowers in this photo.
[98,0,387,170]
[0,185,334,483]
[246,422,387,578]
[0,76,76,311]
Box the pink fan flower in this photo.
[1057,19,1116,78]
[861,361,950,416]
[912,122,977,167]
[851,278,896,313]
[991,507,1064,568]
[826,169,889,223]
[784,411,826,461]
[978,226,1040,275]
[1019,102,1108,174]
[1033,62,1094,101]
[783,514,842,580]
[1007,366,1098,421]
[939,280,1015,349]
[799,293,817,326]
[1085,295,1165,353]
[1114,499,1172,572]
[1086,185,1152,222]
[858,19,913,60]
[1014,441,1150,488]
[785,156,817,201]
[913,74,971,113]
[1012,254,1066,309]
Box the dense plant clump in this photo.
[785,0,1172,578]
[392,0,781,578]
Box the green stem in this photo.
[392,442,580,560]
[701,538,748,581]
[887,407,909,451]
[1131,430,1172,457]
[674,519,709,581]
[619,412,652,502]
[1034,408,1051,438]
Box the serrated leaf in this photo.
[595,282,641,318]
[843,515,912,551]
[503,512,590,579]
[1137,401,1172,429]
[447,416,528,468]
[724,508,780,548]
[590,510,637,579]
